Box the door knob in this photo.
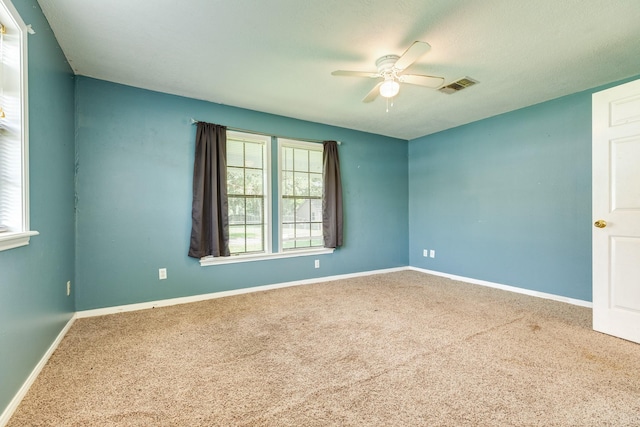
[594,220,607,228]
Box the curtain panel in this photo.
[322,140,343,248]
[188,122,230,258]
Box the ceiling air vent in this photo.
[438,77,478,94]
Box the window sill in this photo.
[200,247,335,266]
[0,230,39,252]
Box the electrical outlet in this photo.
[430,250,435,258]
[159,268,167,280]
[66,281,71,296]
[423,249,428,257]
[314,259,320,269]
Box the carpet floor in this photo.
[7,270,640,426]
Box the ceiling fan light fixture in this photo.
[379,79,400,98]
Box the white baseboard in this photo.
[0,314,76,427]
[409,266,592,308]
[76,267,409,318]
[77,266,592,318]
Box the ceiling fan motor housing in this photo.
[376,55,400,74]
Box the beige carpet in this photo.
[7,270,640,426]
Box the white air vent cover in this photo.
[438,77,478,94]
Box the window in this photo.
[280,139,323,250]
[226,131,270,255]
[0,0,36,252]
[200,131,333,265]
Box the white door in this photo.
[592,78,640,344]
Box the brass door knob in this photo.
[594,220,607,228]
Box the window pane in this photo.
[310,199,322,222]
[282,146,294,171]
[309,150,322,173]
[311,222,323,238]
[295,224,311,238]
[311,222,323,248]
[227,167,244,195]
[294,172,309,196]
[282,223,295,249]
[294,148,308,172]
[295,223,311,248]
[310,173,322,197]
[245,142,263,168]
[246,198,263,224]
[228,197,245,225]
[245,169,263,195]
[229,225,246,254]
[295,198,311,222]
[282,171,294,196]
[227,140,244,167]
[282,198,295,223]
[245,225,264,252]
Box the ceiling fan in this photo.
[331,41,444,103]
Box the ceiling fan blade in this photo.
[394,41,431,71]
[400,74,444,88]
[362,82,383,103]
[332,70,380,78]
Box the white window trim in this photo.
[0,0,36,252]
[200,247,334,266]
[0,230,39,251]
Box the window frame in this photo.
[199,132,333,266]
[278,138,324,252]
[0,0,37,252]
[226,130,272,256]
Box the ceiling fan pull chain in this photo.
[385,97,396,113]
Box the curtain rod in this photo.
[190,118,341,145]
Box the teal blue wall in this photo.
[74,77,408,310]
[408,77,637,302]
[0,0,75,416]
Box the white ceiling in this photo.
[37,0,640,140]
